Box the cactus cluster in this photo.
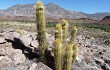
[35,1,78,70]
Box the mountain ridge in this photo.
[0,3,110,20]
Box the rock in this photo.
[5,32,20,42]
[100,63,110,70]
[0,56,12,68]
[0,37,6,44]
[47,36,54,48]
[46,32,51,39]
[95,58,104,65]
[0,48,7,56]
[0,33,4,36]
[19,35,32,47]
[13,49,26,65]
[29,63,37,70]
[29,62,52,70]
[30,40,39,48]
[3,28,14,33]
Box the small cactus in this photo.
[64,44,73,70]
[53,39,62,70]
[61,19,69,43]
[36,0,47,63]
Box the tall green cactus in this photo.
[64,44,73,70]
[61,19,69,43]
[53,39,62,70]
[69,26,77,44]
[36,0,47,63]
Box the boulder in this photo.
[19,35,32,47]
[29,62,52,70]
[5,32,20,42]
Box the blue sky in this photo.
[0,0,110,14]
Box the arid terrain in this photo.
[0,20,110,70]
[0,2,110,70]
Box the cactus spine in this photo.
[64,44,73,70]
[36,1,47,63]
[69,26,77,44]
[53,39,62,70]
[61,19,69,43]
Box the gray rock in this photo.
[29,62,52,70]
[30,40,39,48]
[29,63,37,70]
[13,49,26,65]
[3,28,14,33]
[0,37,6,44]
[0,56,12,68]
[19,35,32,47]
[5,32,20,42]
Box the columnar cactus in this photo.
[64,44,73,70]
[72,43,78,63]
[53,39,62,70]
[61,19,69,43]
[36,1,47,63]
[55,24,63,42]
[69,26,77,44]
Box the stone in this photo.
[29,62,52,70]
[13,49,26,65]
[0,56,12,68]
[29,63,37,70]
[0,37,6,44]
[19,35,32,47]
[30,40,39,48]
[3,28,14,33]
[5,32,20,42]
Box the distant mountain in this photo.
[0,3,87,19]
[86,12,110,20]
[0,3,110,22]
[100,16,110,25]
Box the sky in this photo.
[0,0,110,14]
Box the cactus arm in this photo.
[69,26,77,44]
[72,43,79,63]
[53,39,62,70]
[61,19,69,43]
[64,44,73,70]
[55,24,63,42]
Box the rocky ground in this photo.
[0,28,110,70]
